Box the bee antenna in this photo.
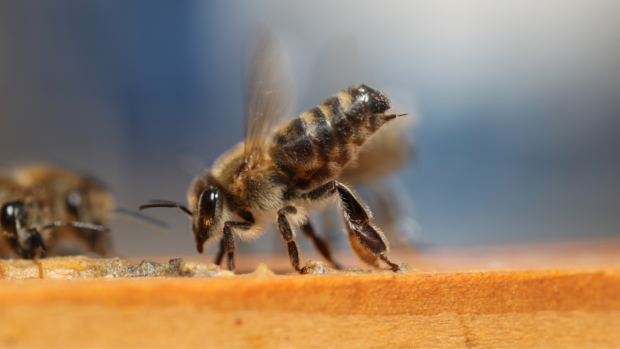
[397,113,408,117]
[42,221,110,233]
[111,208,169,236]
[33,230,46,252]
[138,200,193,217]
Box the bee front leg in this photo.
[277,206,308,274]
[222,222,252,272]
[214,239,226,266]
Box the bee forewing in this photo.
[244,27,295,163]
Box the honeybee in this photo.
[140,30,403,273]
[0,170,109,259]
[11,164,115,257]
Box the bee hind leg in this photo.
[277,206,308,274]
[338,183,400,272]
[344,223,380,268]
[300,220,342,269]
[301,181,400,272]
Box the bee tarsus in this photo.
[380,254,401,273]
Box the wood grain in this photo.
[1,239,619,348]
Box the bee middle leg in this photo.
[277,206,308,274]
[301,181,400,272]
[300,220,342,269]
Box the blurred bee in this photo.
[0,175,43,258]
[0,170,108,259]
[11,164,115,257]
[140,30,404,273]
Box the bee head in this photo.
[138,174,225,254]
[191,185,223,253]
[0,200,46,258]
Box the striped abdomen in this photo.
[269,84,396,190]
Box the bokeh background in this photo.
[1,1,619,257]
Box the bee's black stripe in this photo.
[273,118,315,167]
[308,106,327,124]
[366,86,391,114]
[323,97,343,123]
[306,107,333,160]
[283,136,314,165]
[285,118,306,141]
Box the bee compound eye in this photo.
[199,187,219,224]
[1,201,19,234]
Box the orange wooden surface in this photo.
[1,238,619,348]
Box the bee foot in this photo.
[380,254,401,272]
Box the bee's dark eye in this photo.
[1,201,21,234]
[66,190,82,217]
[199,186,219,223]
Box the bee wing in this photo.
[244,28,294,163]
[338,111,416,186]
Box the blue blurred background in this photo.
[1,1,619,257]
